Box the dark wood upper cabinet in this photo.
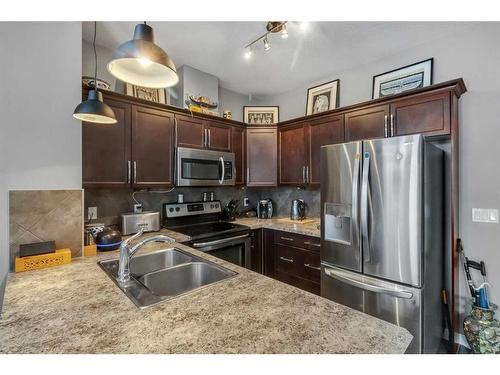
[231,126,245,185]
[279,123,307,185]
[344,104,390,142]
[82,99,131,187]
[391,92,451,137]
[131,106,175,188]
[205,120,231,151]
[307,114,345,185]
[246,127,277,187]
[175,114,205,149]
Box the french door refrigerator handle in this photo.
[127,161,131,183]
[218,156,225,185]
[360,151,370,262]
[351,152,360,249]
[323,267,413,299]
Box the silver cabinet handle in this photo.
[208,129,211,148]
[390,114,394,137]
[280,236,294,242]
[302,166,306,183]
[304,263,321,271]
[279,256,294,263]
[133,161,137,183]
[384,115,388,137]
[127,161,131,183]
[304,241,321,248]
[324,267,413,299]
[246,167,250,183]
[360,152,370,262]
[306,166,310,183]
[203,128,207,148]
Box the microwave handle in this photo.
[219,156,225,185]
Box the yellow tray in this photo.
[277,218,317,224]
[15,248,71,272]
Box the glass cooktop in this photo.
[170,221,249,240]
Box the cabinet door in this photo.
[231,126,245,185]
[82,99,131,187]
[131,106,175,188]
[206,120,231,151]
[250,229,262,274]
[307,114,344,185]
[391,92,450,137]
[175,114,205,149]
[345,104,390,142]
[263,229,276,277]
[279,123,307,185]
[246,127,277,187]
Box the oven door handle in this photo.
[192,233,249,248]
[219,156,225,185]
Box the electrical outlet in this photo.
[243,198,249,207]
[472,208,499,223]
[87,206,97,220]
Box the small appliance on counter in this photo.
[120,211,160,235]
[257,199,273,219]
[222,199,239,221]
[290,199,306,221]
[95,227,122,251]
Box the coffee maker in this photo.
[257,199,274,219]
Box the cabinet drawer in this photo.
[275,244,303,275]
[275,271,320,295]
[302,250,321,283]
[274,231,320,252]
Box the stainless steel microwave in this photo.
[176,147,235,186]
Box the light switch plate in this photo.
[472,208,499,223]
[88,206,97,220]
[243,198,249,207]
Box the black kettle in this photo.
[290,199,305,221]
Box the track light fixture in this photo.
[243,21,289,60]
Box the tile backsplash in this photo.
[9,190,84,271]
[84,186,320,227]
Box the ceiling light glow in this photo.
[263,38,271,51]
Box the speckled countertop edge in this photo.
[0,229,412,354]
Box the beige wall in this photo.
[0,22,82,310]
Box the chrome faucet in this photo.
[117,228,175,284]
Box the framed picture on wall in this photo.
[126,83,168,104]
[243,106,279,125]
[372,58,433,99]
[305,79,340,115]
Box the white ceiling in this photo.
[82,22,472,96]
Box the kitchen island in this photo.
[0,236,412,354]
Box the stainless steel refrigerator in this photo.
[320,134,444,354]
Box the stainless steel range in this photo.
[163,201,251,268]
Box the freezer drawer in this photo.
[321,264,422,353]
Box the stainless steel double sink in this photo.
[98,247,237,308]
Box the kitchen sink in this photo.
[98,247,237,308]
[138,262,235,297]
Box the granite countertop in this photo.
[0,233,412,354]
[233,217,321,237]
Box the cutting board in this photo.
[277,218,316,224]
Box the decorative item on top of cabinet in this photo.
[131,106,175,187]
[126,83,168,104]
[246,127,277,187]
[306,79,340,115]
[244,106,279,125]
[372,58,433,99]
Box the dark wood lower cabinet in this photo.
[260,229,321,295]
[250,229,262,273]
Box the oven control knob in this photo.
[210,204,214,209]
[175,207,180,212]
[168,208,174,213]
[215,203,219,208]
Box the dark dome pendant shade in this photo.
[73,22,117,124]
[107,22,178,88]
[73,90,117,124]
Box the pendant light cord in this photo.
[93,21,98,90]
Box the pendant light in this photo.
[107,22,178,88]
[73,22,117,124]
